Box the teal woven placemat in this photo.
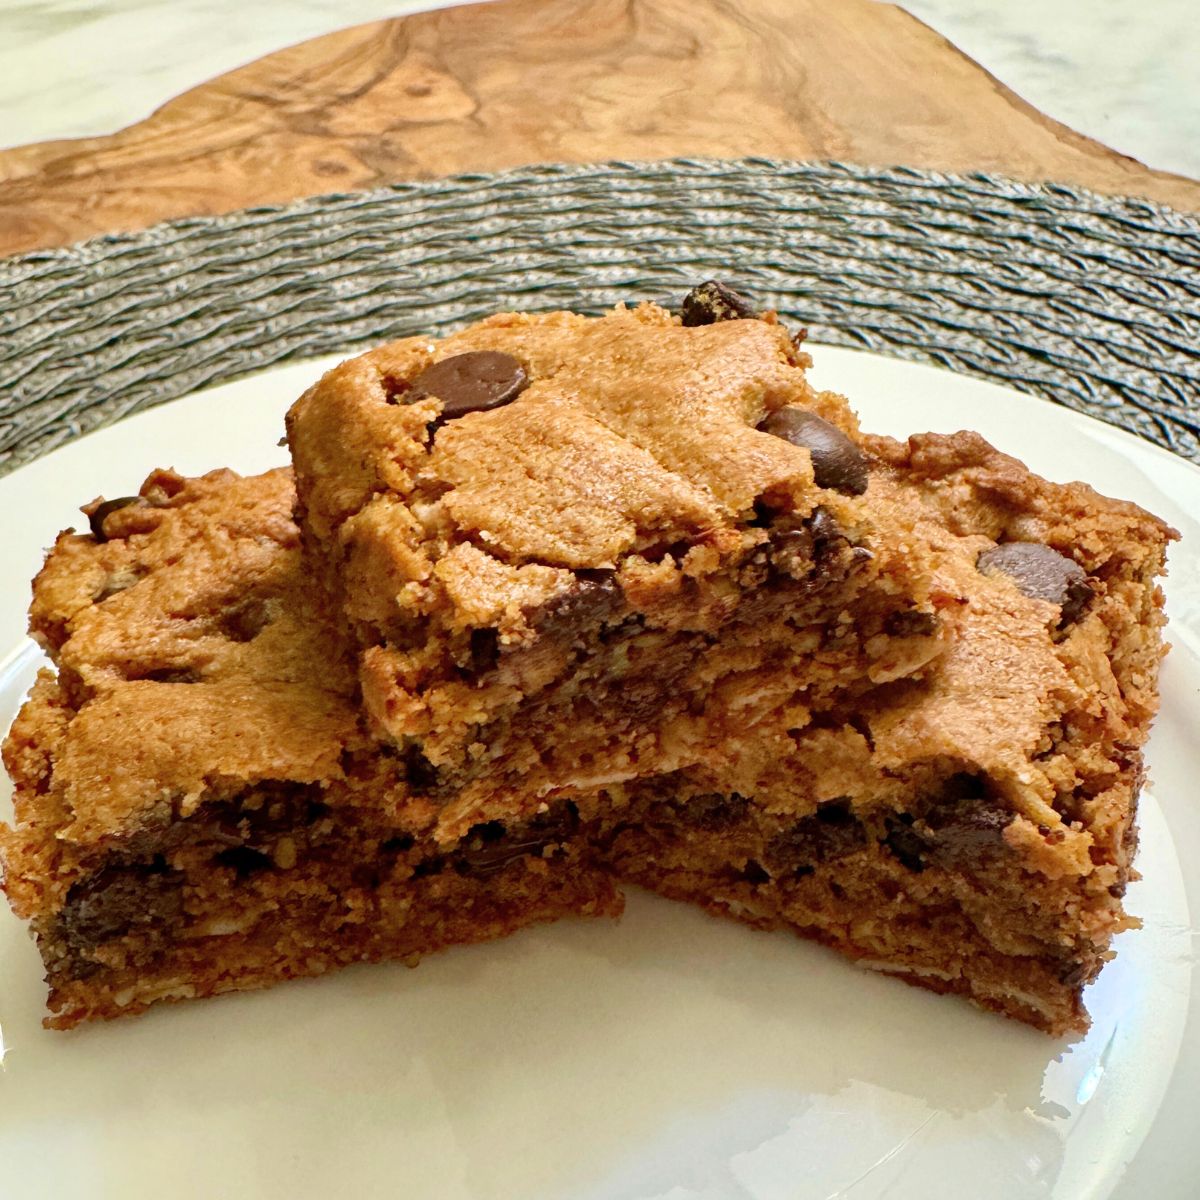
[1,157,1198,474]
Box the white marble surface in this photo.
[901,0,1200,182]
[0,0,1197,181]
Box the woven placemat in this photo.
[1,157,1198,475]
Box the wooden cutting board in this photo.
[2,0,1197,256]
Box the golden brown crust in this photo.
[286,305,860,649]
[286,305,947,763]
[21,469,366,846]
[287,306,828,561]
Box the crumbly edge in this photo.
[42,868,620,1030]
[8,461,947,848]
[590,765,1143,1037]
[0,464,626,1027]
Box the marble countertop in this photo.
[1,0,1197,182]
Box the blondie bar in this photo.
[592,431,1174,1034]
[285,295,949,836]
[1,469,619,1028]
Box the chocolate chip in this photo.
[806,505,844,551]
[768,506,865,590]
[769,522,814,564]
[976,543,1094,626]
[767,799,867,875]
[883,814,927,872]
[468,627,500,674]
[214,846,274,878]
[883,609,939,638]
[680,281,758,326]
[410,351,528,419]
[88,496,143,541]
[758,409,869,495]
[811,507,859,566]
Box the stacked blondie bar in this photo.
[1,286,1174,1034]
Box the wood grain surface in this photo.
[2,0,1198,256]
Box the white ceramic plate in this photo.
[1,348,1196,1200]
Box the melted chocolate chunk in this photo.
[807,505,844,554]
[881,777,1012,872]
[976,542,1094,626]
[680,281,758,326]
[922,800,1013,867]
[758,408,869,495]
[678,792,751,831]
[409,351,528,419]
[88,496,144,541]
[769,506,867,591]
[767,799,868,875]
[59,859,184,949]
[882,814,927,872]
[524,569,622,637]
[451,805,580,876]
